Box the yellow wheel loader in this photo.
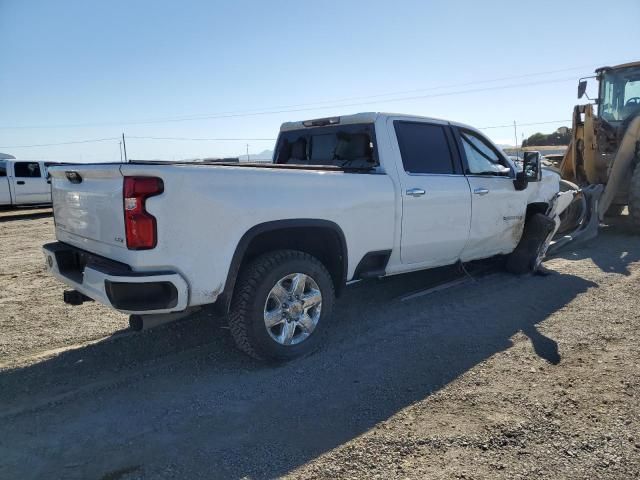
[559,61,640,232]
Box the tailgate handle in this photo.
[16,181,25,185]
[65,171,83,184]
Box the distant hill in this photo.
[522,127,571,147]
[238,149,273,162]
[0,153,15,160]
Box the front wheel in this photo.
[506,213,556,274]
[229,250,335,362]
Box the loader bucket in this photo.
[547,184,604,255]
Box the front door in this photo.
[454,128,528,261]
[390,118,472,267]
[13,161,50,204]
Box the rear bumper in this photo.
[43,242,189,314]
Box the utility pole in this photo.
[246,143,250,162]
[513,120,519,159]
[122,133,128,163]
[119,141,123,163]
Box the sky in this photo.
[1,0,639,162]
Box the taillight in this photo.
[123,176,163,250]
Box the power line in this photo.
[0,66,591,130]
[0,137,120,148]
[478,119,571,129]
[128,136,277,141]
[0,119,573,149]
[118,64,595,123]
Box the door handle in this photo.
[406,188,426,197]
[473,187,489,196]
[16,181,25,185]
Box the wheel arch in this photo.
[525,201,549,220]
[215,219,348,314]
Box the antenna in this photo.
[122,133,128,163]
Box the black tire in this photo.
[605,204,625,217]
[506,213,556,274]
[629,166,640,231]
[229,249,335,362]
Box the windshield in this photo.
[599,66,640,123]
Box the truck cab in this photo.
[0,160,53,206]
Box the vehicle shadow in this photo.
[0,207,52,222]
[550,219,640,276]
[0,262,597,479]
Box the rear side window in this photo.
[14,162,42,178]
[0,163,6,177]
[275,123,377,169]
[394,122,455,174]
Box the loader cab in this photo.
[593,64,640,124]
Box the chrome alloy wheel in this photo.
[263,273,322,345]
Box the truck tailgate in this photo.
[49,164,126,253]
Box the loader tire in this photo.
[506,213,556,275]
[629,166,640,232]
[229,250,335,362]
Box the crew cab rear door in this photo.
[389,118,472,267]
[12,161,50,204]
[453,128,528,260]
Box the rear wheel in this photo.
[229,250,335,362]
[629,166,640,231]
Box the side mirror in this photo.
[513,151,542,191]
[578,80,587,99]
[523,151,542,182]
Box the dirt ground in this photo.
[0,211,638,479]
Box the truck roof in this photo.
[280,112,479,133]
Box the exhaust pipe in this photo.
[129,308,199,331]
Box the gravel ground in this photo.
[0,212,638,479]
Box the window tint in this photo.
[14,162,42,178]
[394,122,454,174]
[459,130,511,176]
[310,134,337,164]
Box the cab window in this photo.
[14,162,42,178]
[459,130,511,176]
[394,121,456,174]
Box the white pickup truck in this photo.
[1,160,53,206]
[44,113,565,361]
